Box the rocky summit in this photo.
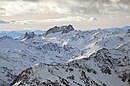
[44,25,74,36]
[23,32,35,39]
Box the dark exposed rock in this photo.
[67,75,74,80]
[23,32,35,39]
[101,66,111,75]
[103,83,107,86]
[127,29,130,33]
[59,76,70,86]
[118,72,130,84]
[61,25,74,34]
[11,67,33,86]
[44,25,74,36]
[128,79,130,84]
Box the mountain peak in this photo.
[23,32,35,39]
[44,25,75,36]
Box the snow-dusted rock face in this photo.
[23,32,35,40]
[0,25,130,85]
[44,25,74,36]
[12,43,130,86]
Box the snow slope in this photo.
[12,42,130,86]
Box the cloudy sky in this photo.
[0,0,130,30]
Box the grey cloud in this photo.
[22,0,40,2]
[46,0,130,14]
[0,7,5,10]
[0,0,130,16]
[69,0,130,14]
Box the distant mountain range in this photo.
[0,25,130,86]
[0,30,44,38]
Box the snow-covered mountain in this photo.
[12,42,130,86]
[0,25,130,86]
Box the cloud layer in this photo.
[0,0,130,16]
